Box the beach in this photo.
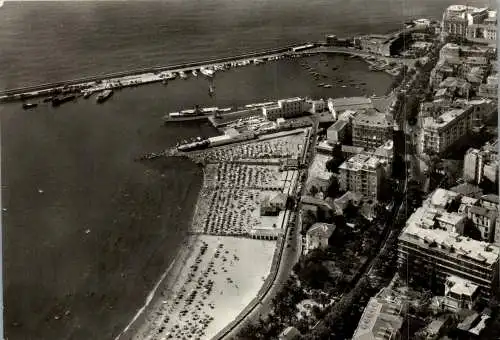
[123,132,306,339]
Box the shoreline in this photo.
[116,234,201,340]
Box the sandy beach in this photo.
[130,235,276,340]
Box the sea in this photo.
[0,1,494,339]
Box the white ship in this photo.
[200,67,215,77]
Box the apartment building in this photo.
[398,206,500,298]
[352,109,393,150]
[421,106,474,154]
[338,153,386,200]
[466,205,498,242]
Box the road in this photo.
[219,121,318,340]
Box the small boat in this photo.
[209,85,215,97]
[179,71,187,80]
[162,79,168,85]
[52,94,76,107]
[22,103,37,109]
[323,84,332,88]
[83,91,92,99]
[200,67,215,77]
[317,83,325,87]
[341,85,347,88]
[96,89,113,103]
[192,70,198,77]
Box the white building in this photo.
[327,97,373,120]
[305,223,336,254]
[443,276,479,311]
[421,106,474,154]
[262,97,309,120]
[338,153,386,200]
[326,119,349,144]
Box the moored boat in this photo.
[96,89,113,103]
[22,102,38,109]
[52,94,76,107]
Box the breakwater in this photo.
[0,43,317,103]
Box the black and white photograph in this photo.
[0,0,498,339]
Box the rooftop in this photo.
[307,223,336,238]
[328,119,348,131]
[446,275,479,297]
[353,109,393,127]
[423,107,470,130]
[400,207,500,266]
[329,97,373,110]
[467,205,497,219]
[480,194,499,205]
[339,153,384,172]
[352,289,404,340]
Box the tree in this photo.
[310,185,319,197]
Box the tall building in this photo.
[352,109,393,150]
[421,106,474,154]
[338,153,386,200]
[398,205,500,298]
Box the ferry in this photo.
[52,94,76,107]
[179,71,187,80]
[163,106,214,123]
[96,89,113,103]
[22,102,38,110]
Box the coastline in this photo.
[115,162,207,340]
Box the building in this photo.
[439,43,493,60]
[466,205,497,242]
[305,223,336,254]
[421,106,474,154]
[306,99,328,114]
[352,109,393,149]
[262,97,308,120]
[352,287,406,340]
[398,205,500,298]
[441,5,497,44]
[443,275,480,311]
[327,97,373,120]
[326,119,349,144]
[260,192,287,216]
[463,139,499,185]
[478,73,498,98]
[338,153,386,200]
[479,194,499,211]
